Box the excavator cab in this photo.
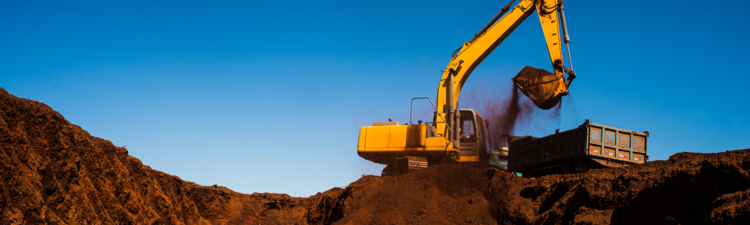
[457,109,489,164]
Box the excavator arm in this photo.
[435,0,575,142]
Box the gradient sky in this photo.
[2,0,749,197]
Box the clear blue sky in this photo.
[2,0,748,197]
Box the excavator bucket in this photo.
[512,66,567,110]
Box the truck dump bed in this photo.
[508,120,648,175]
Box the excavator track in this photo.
[381,156,428,177]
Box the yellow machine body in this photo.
[358,124,458,164]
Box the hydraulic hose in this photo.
[559,3,573,71]
[469,0,516,44]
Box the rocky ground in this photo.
[1,88,748,224]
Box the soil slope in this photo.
[2,88,749,224]
[0,88,306,224]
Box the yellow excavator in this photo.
[358,0,577,176]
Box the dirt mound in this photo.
[0,88,306,224]
[2,87,750,224]
[314,164,498,224]
[491,150,750,224]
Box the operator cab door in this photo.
[459,110,480,160]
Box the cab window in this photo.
[460,113,476,142]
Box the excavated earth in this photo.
[2,87,750,224]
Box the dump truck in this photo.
[508,120,649,177]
